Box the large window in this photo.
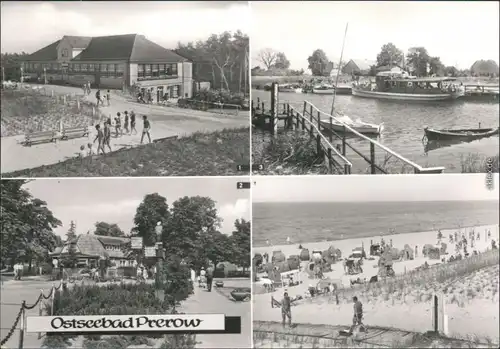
[137,63,178,81]
[115,64,124,77]
[81,64,88,72]
[73,64,80,72]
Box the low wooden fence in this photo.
[252,95,446,174]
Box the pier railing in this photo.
[252,99,353,174]
[302,101,446,174]
[252,95,446,174]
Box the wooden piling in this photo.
[370,142,376,174]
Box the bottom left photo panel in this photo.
[0,177,251,349]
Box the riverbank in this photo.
[253,224,500,341]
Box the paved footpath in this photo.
[1,85,249,173]
[178,279,251,348]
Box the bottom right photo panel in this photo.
[252,174,499,349]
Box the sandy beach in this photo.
[253,224,500,342]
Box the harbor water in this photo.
[253,200,500,247]
[252,89,499,173]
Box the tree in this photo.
[163,255,193,311]
[132,193,170,246]
[257,48,278,70]
[444,66,459,77]
[229,219,251,271]
[201,231,234,269]
[406,47,430,77]
[66,221,77,241]
[273,52,290,70]
[94,222,125,237]
[429,56,444,76]
[307,49,332,76]
[176,30,249,94]
[1,52,30,81]
[0,180,61,269]
[165,196,221,271]
[376,43,403,68]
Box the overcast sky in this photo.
[1,1,249,53]
[253,174,500,203]
[24,178,250,237]
[251,1,499,71]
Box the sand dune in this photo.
[253,224,500,343]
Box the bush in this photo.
[43,281,195,349]
[117,266,135,278]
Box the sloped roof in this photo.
[349,59,376,71]
[24,40,61,61]
[97,236,129,245]
[73,34,188,62]
[470,60,499,74]
[130,35,188,63]
[61,35,92,49]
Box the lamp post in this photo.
[154,221,165,301]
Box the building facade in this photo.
[342,59,376,75]
[22,34,193,100]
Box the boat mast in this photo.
[330,22,349,116]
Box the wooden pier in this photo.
[252,82,446,175]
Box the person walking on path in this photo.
[140,115,152,144]
[206,265,214,292]
[86,82,91,95]
[95,89,102,106]
[103,121,112,153]
[115,112,123,137]
[123,111,130,134]
[281,292,292,328]
[106,90,111,106]
[93,124,105,155]
[200,267,206,288]
[130,111,137,135]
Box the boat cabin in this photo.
[375,73,462,94]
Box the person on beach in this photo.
[123,111,130,134]
[87,82,91,95]
[349,296,364,333]
[415,245,418,258]
[140,115,152,144]
[106,90,111,106]
[115,112,122,137]
[93,124,105,155]
[78,144,86,158]
[87,143,94,156]
[281,292,292,328]
[82,83,87,95]
[130,111,137,135]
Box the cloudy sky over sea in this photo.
[253,174,500,203]
[1,1,249,53]
[24,178,250,237]
[251,1,499,70]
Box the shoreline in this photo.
[253,222,499,249]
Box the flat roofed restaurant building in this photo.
[22,34,193,100]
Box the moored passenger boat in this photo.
[352,71,465,101]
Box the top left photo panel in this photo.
[0,1,251,178]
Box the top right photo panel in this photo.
[251,1,499,176]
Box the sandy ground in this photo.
[0,277,251,349]
[253,224,500,341]
[1,84,249,173]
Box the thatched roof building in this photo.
[51,234,132,268]
[470,60,499,76]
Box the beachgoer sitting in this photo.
[78,145,86,158]
[308,284,316,297]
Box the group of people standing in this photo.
[195,266,215,292]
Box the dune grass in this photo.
[1,89,97,137]
[460,153,499,173]
[3,127,250,177]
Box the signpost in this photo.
[131,237,143,249]
[154,222,165,301]
[144,247,156,258]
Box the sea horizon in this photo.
[253,200,499,247]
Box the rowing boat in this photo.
[424,127,499,141]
